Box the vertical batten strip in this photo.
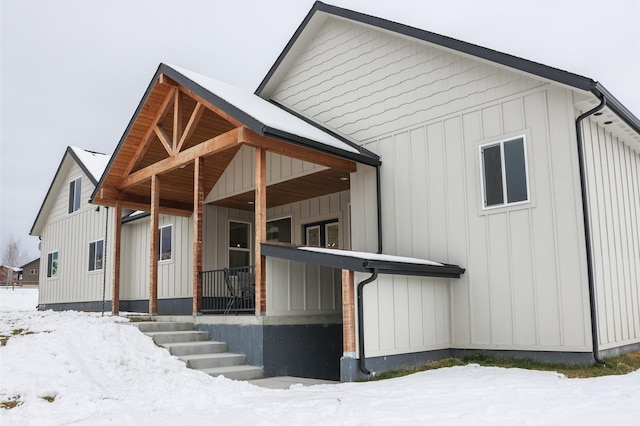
[150,175,159,315]
[255,146,267,315]
[112,201,122,315]
[193,157,204,314]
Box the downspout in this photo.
[575,96,606,365]
[357,269,378,375]
[376,165,383,254]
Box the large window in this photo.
[229,221,251,268]
[267,217,292,243]
[159,225,172,261]
[68,177,82,213]
[88,239,104,271]
[47,251,58,278]
[304,219,339,248]
[480,136,529,209]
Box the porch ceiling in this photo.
[92,64,363,216]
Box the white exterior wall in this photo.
[269,17,593,356]
[582,117,640,350]
[38,162,115,305]
[120,215,193,301]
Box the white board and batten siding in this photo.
[120,215,193,301]
[39,161,115,306]
[271,16,593,356]
[581,116,640,350]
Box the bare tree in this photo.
[2,234,28,268]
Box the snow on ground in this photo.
[1,288,639,425]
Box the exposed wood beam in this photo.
[239,127,357,173]
[178,86,245,128]
[97,186,193,216]
[193,157,204,314]
[112,202,122,315]
[119,127,240,189]
[173,91,182,154]
[154,126,173,156]
[123,87,177,177]
[176,102,204,153]
[158,73,179,87]
[149,175,159,315]
[254,146,267,315]
[342,269,355,354]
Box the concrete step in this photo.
[200,365,264,381]
[145,330,209,345]
[162,341,227,356]
[134,321,194,333]
[180,352,246,370]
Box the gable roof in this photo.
[30,147,109,236]
[257,1,640,137]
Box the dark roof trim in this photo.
[121,211,150,224]
[31,147,100,236]
[256,1,640,135]
[261,243,465,278]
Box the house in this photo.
[35,2,640,382]
[19,258,40,287]
[30,147,113,310]
[0,265,23,287]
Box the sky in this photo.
[1,0,639,262]
[2,288,640,425]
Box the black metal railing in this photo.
[201,265,255,314]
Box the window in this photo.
[68,177,82,213]
[159,225,172,261]
[304,219,339,248]
[30,269,38,275]
[229,221,251,268]
[47,251,58,278]
[267,217,292,243]
[88,239,104,271]
[480,136,529,208]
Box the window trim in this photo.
[479,135,530,211]
[266,216,293,244]
[158,224,173,262]
[88,239,104,272]
[47,250,59,279]
[68,176,82,214]
[228,219,252,267]
[303,218,340,248]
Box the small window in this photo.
[68,177,82,213]
[480,136,529,208]
[47,251,58,278]
[267,217,292,243]
[30,269,38,275]
[304,219,339,248]
[229,221,251,268]
[88,239,104,271]
[159,225,172,261]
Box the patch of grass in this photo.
[365,350,640,381]
[0,335,9,346]
[41,395,56,403]
[0,397,21,410]
[0,329,35,346]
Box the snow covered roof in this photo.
[261,243,464,278]
[69,146,110,183]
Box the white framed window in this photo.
[159,225,172,261]
[229,220,251,268]
[68,177,82,213]
[47,251,59,278]
[267,217,292,243]
[480,135,529,209]
[88,239,104,271]
[304,219,339,248]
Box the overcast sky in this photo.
[1,0,639,262]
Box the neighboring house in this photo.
[33,2,640,382]
[0,265,22,286]
[30,147,113,310]
[19,258,40,286]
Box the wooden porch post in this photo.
[149,174,159,315]
[254,146,267,315]
[111,201,122,315]
[192,157,204,314]
[342,269,356,355]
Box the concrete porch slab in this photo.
[248,376,338,389]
